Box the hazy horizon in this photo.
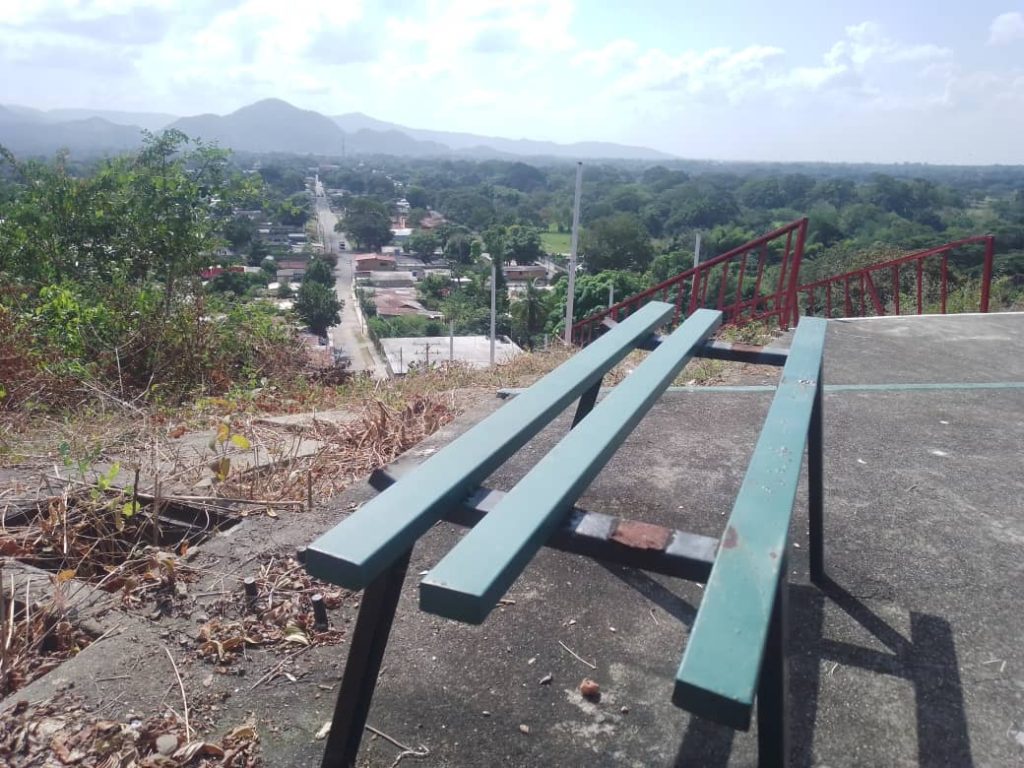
[3,1,1024,165]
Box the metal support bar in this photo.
[421,311,722,624]
[572,377,603,428]
[320,549,412,768]
[756,561,789,767]
[369,468,717,583]
[808,365,825,586]
[638,337,789,367]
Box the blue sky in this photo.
[2,0,1023,163]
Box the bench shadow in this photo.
[599,566,972,767]
[787,575,973,768]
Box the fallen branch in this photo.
[558,640,597,669]
[366,725,430,767]
[249,645,311,691]
[163,646,191,741]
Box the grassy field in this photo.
[540,229,571,254]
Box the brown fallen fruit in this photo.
[579,678,600,699]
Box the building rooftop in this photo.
[380,334,523,374]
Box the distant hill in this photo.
[0,115,144,156]
[168,99,348,155]
[3,105,175,132]
[334,112,673,160]
[0,98,673,161]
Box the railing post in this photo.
[980,235,995,313]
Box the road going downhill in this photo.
[313,181,388,379]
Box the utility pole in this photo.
[608,283,614,309]
[564,161,583,345]
[482,253,497,367]
[694,231,702,269]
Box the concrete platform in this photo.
[317,312,1024,767]
[4,312,1022,767]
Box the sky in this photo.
[2,0,1024,164]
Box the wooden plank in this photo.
[419,309,723,624]
[672,316,827,730]
[304,301,676,589]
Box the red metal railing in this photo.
[571,218,809,345]
[793,235,995,320]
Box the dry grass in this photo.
[0,577,92,698]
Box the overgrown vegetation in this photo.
[0,134,313,410]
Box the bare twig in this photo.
[163,646,191,740]
[558,640,597,669]
[249,645,311,691]
[365,725,430,767]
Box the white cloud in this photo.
[989,11,1024,45]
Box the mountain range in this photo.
[0,98,671,161]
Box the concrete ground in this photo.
[4,312,1023,767]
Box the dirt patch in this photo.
[195,554,350,667]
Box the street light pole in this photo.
[483,253,496,366]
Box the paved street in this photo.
[314,181,388,379]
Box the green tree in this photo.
[340,197,393,250]
[580,213,654,273]
[405,185,430,209]
[304,257,335,287]
[0,131,236,293]
[409,231,439,262]
[511,279,549,348]
[545,270,648,332]
[277,192,311,226]
[223,215,258,252]
[294,280,341,336]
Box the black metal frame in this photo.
[315,339,825,768]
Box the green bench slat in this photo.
[672,316,827,730]
[419,309,723,624]
[304,301,676,589]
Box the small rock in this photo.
[527,657,536,665]
[518,724,530,735]
[202,674,214,688]
[174,582,189,599]
[539,673,553,685]
[195,613,210,623]
[620,706,630,714]
[579,678,600,700]
[155,734,179,756]
[482,711,491,717]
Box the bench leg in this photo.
[808,370,825,586]
[757,568,789,768]
[571,376,603,428]
[321,549,412,768]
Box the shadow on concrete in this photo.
[787,576,973,768]
[598,568,973,768]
